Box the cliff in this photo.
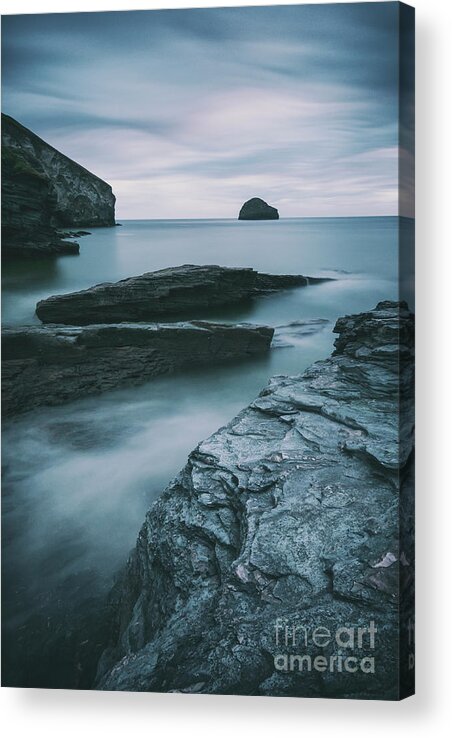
[1,321,273,417]
[35,264,331,325]
[96,301,414,699]
[1,113,116,258]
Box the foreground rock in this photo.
[96,301,414,699]
[2,321,273,417]
[1,114,115,259]
[239,197,279,220]
[36,264,331,325]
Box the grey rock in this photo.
[96,301,414,699]
[35,264,331,325]
[1,321,273,417]
[239,197,279,220]
[1,114,115,259]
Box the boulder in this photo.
[95,301,414,699]
[35,264,331,325]
[239,197,279,220]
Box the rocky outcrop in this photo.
[36,264,331,325]
[239,198,279,220]
[1,321,273,417]
[1,142,80,258]
[1,114,115,259]
[96,301,414,699]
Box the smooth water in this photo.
[1,217,402,685]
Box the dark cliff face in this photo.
[96,302,414,699]
[238,197,279,220]
[1,114,116,258]
[1,144,80,258]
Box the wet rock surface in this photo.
[1,114,115,259]
[35,264,331,325]
[96,301,414,699]
[2,321,273,417]
[239,198,279,220]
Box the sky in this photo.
[1,3,408,219]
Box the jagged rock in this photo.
[239,197,279,220]
[1,321,273,417]
[35,264,331,325]
[96,301,414,699]
[1,114,115,259]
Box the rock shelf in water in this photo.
[1,321,273,417]
[35,264,331,325]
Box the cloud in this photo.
[2,3,402,218]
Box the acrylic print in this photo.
[1,2,415,699]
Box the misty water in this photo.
[2,216,404,686]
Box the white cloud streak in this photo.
[2,5,402,218]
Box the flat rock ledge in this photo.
[35,264,331,325]
[1,321,273,417]
[96,301,414,699]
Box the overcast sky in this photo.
[2,3,403,219]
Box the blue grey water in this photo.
[2,217,403,636]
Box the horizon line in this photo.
[114,214,408,222]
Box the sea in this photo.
[1,216,412,686]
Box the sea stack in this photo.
[238,197,279,220]
[1,113,116,259]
